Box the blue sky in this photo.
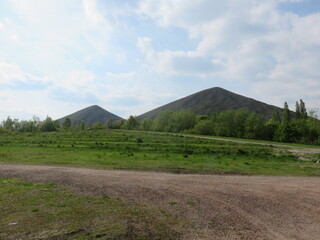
[0,0,319,120]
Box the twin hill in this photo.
[139,87,284,120]
[58,87,285,125]
[57,105,122,126]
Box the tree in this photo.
[106,118,113,129]
[54,120,60,129]
[153,111,175,132]
[295,101,301,119]
[295,99,307,120]
[194,119,214,135]
[172,110,196,132]
[271,110,281,123]
[233,108,250,138]
[80,121,86,130]
[2,117,14,131]
[24,116,40,132]
[113,119,125,129]
[40,116,57,132]
[305,111,320,144]
[91,122,104,130]
[214,110,236,137]
[126,116,139,130]
[62,118,72,129]
[299,99,307,119]
[282,102,291,123]
[140,118,153,131]
[244,112,264,139]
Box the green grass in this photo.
[187,133,320,149]
[0,129,319,176]
[0,178,181,240]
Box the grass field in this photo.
[0,129,319,176]
[0,178,181,240]
[1,129,320,239]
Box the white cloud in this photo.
[0,18,21,44]
[137,37,224,77]
[0,59,51,86]
[83,0,111,29]
[0,0,319,120]
[96,71,178,117]
[137,0,320,108]
[3,0,113,75]
[0,59,26,85]
[0,88,57,120]
[60,71,96,92]
[138,0,227,28]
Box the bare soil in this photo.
[0,163,319,240]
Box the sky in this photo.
[0,0,320,120]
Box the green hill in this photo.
[139,87,284,120]
[57,105,122,126]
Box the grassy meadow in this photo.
[0,178,181,240]
[1,129,320,239]
[0,129,319,176]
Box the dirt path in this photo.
[1,163,320,240]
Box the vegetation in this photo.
[0,129,319,176]
[135,100,319,145]
[1,100,319,146]
[0,178,180,239]
[1,92,319,239]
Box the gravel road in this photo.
[1,163,319,240]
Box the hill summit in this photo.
[57,105,122,126]
[139,87,283,120]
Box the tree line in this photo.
[1,100,319,145]
[116,100,320,145]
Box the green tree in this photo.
[172,110,196,132]
[214,109,252,138]
[113,119,125,129]
[233,108,251,138]
[299,99,307,119]
[80,121,86,130]
[271,110,281,123]
[214,110,236,137]
[40,116,57,132]
[295,101,301,119]
[75,121,86,131]
[106,118,113,129]
[91,122,104,130]
[153,111,175,132]
[296,109,320,144]
[53,120,60,129]
[126,116,139,130]
[244,112,264,139]
[264,122,278,141]
[140,118,153,131]
[274,122,299,143]
[62,118,72,129]
[25,116,40,132]
[2,116,14,131]
[282,102,291,123]
[194,119,214,135]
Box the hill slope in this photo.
[139,87,284,120]
[57,105,122,126]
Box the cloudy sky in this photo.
[0,0,319,120]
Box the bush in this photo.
[194,120,214,135]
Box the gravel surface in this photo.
[1,163,320,240]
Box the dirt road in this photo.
[1,163,319,240]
